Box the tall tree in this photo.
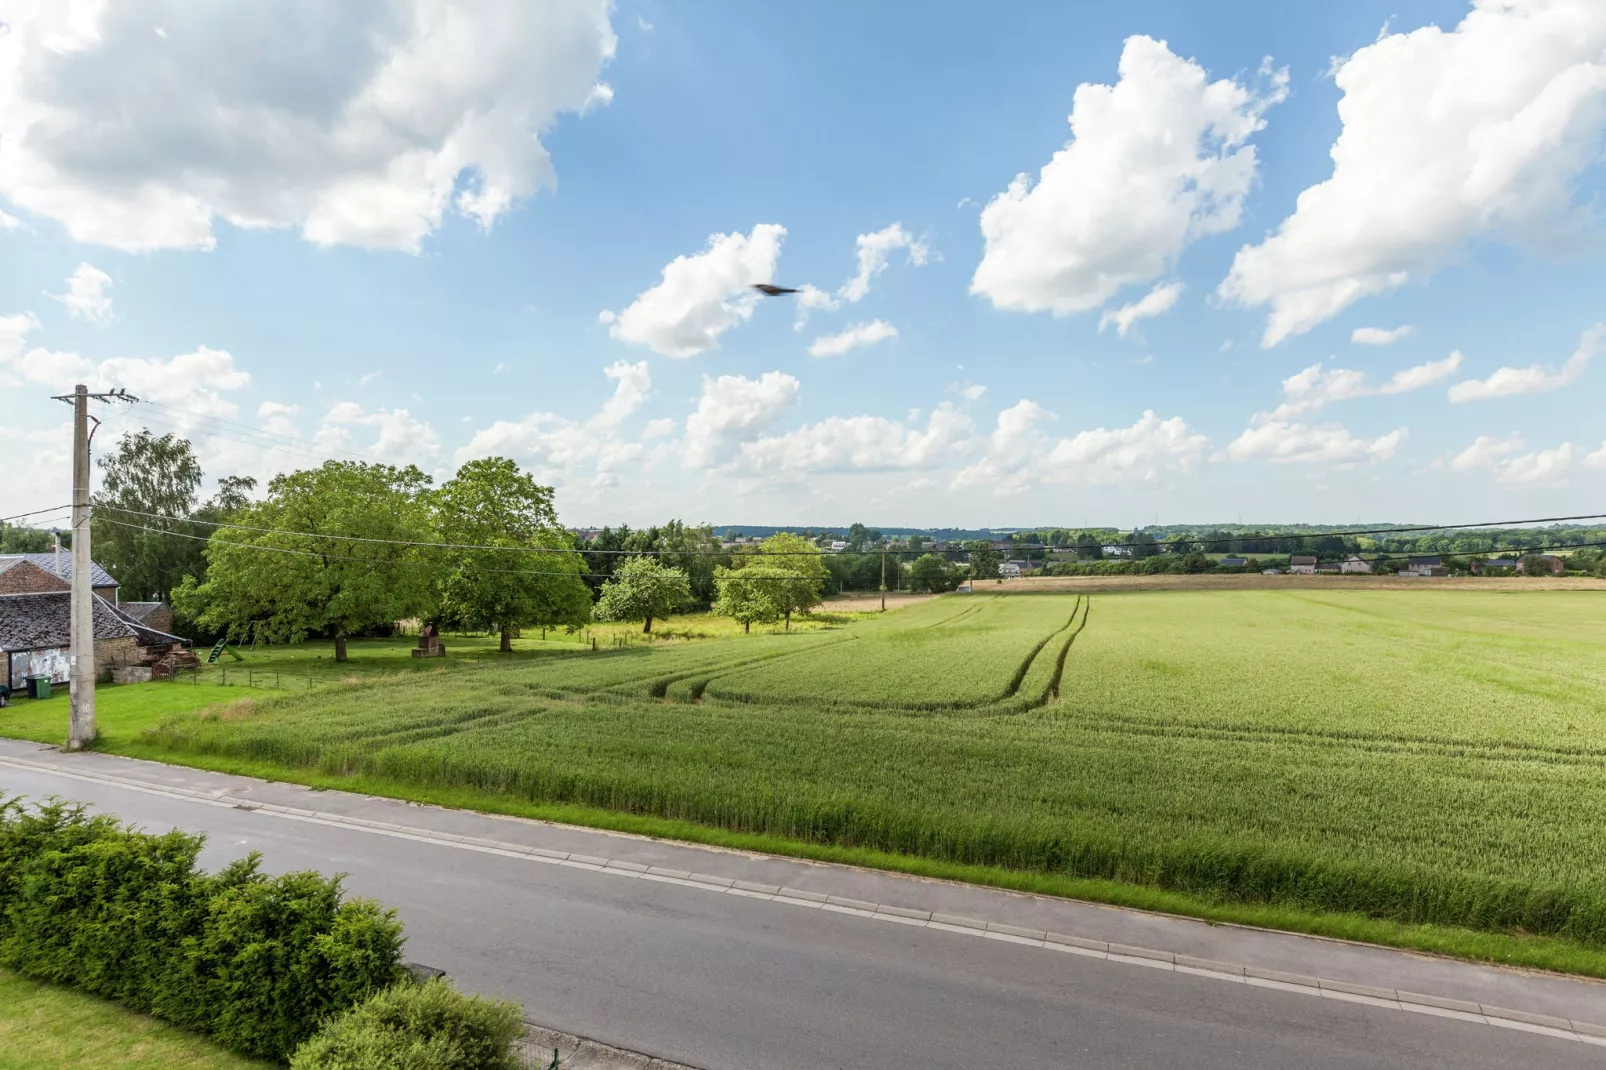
[746,533,827,630]
[174,461,433,661]
[712,563,790,633]
[651,520,729,606]
[592,556,692,633]
[908,553,962,593]
[964,541,1001,580]
[433,458,591,652]
[91,430,205,602]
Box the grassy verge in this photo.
[0,967,268,1070]
[12,725,1604,981]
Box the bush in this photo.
[291,978,524,1070]
[0,796,404,1062]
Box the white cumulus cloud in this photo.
[840,223,929,303]
[1224,421,1406,465]
[0,1,617,252]
[319,402,443,466]
[605,224,786,357]
[49,264,114,325]
[1099,281,1183,336]
[953,403,1209,495]
[971,35,1286,316]
[1351,325,1414,346]
[1219,2,1606,345]
[737,404,974,477]
[682,370,800,468]
[808,320,898,358]
[456,361,653,481]
[1261,352,1462,421]
[1450,434,1572,486]
[1448,324,1600,402]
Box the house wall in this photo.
[135,604,175,632]
[0,562,70,595]
[94,636,140,680]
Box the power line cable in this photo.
[0,504,72,525]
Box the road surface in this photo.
[1,740,1601,1070]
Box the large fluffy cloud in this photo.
[1448,323,1600,402]
[1449,434,1573,485]
[604,225,786,358]
[456,361,651,481]
[1224,422,1406,465]
[319,402,443,466]
[971,35,1285,316]
[953,404,1209,495]
[681,370,800,467]
[1219,1,1606,345]
[0,1,616,252]
[0,313,250,416]
[737,405,973,476]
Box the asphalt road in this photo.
[2,751,1601,1070]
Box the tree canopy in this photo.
[91,430,204,603]
[592,556,693,633]
[908,553,963,593]
[174,461,433,660]
[432,458,591,651]
[964,541,1001,580]
[739,533,827,629]
[712,563,791,633]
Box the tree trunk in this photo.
[334,635,348,662]
[500,624,513,653]
[643,615,653,634]
[744,620,750,634]
[785,608,791,632]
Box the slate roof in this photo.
[109,603,186,648]
[0,554,120,589]
[0,591,136,652]
[119,601,164,623]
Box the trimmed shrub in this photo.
[0,795,405,1062]
[290,977,525,1070]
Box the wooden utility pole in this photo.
[52,384,136,750]
[880,546,887,612]
[68,384,95,748]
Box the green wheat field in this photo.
[143,590,1606,945]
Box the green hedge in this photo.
[291,977,524,1070]
[0,795,405,1062]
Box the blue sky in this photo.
[1,0,1602,530]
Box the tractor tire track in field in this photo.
[1002,597,1082,700]
[1049,595,1092,700]
[1062,711,1606,768]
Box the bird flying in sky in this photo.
[752,284,799,296]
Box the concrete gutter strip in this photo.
[520,1021,703,1070]
[3,752,1604,1049]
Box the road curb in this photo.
[4,751,1603,1050]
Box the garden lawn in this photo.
[0,968,267,1070]
[0,683,238,748]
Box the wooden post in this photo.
[68,385,95,750]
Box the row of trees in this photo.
[175,456,591,660]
